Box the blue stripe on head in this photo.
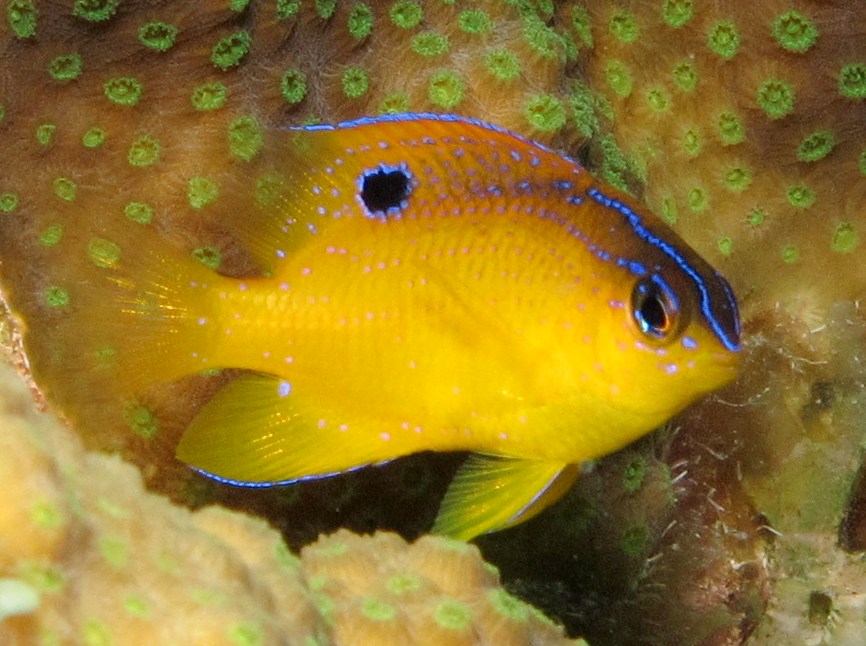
[586,189,741,352]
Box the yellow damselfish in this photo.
[98,114,740,540]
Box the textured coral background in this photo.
[1,1,865,644]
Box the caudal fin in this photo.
[11,227,228,411]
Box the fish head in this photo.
[556,186,742,436]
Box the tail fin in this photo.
[16,228,229,407]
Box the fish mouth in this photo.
[707,349,743,385]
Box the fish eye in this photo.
[359,163,413,217]
[630,275,680,342]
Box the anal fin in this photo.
[176,373,401,486]
[432,455,580,541]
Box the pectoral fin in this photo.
[432,455,580,540]
[176,373,402,486]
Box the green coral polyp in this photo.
[707,21,739,59]
[347,3,373,40]
[488,589,530,622]
[797,130,836,162]
[570,82,599,139]
[123,404,159,438]
[138,22,178,52]
[434,599,472,630]
[411,32,449,57]
[609,10,638,43]
[39,224,63,247]
[229,621,264,646]
[379,92,410,114]
[838,64,866,100]
[672,61,697,92]
[571,6,592,48]
[688,187,707,212]
[386,573,421,594]
[124,202,153,224]
[315,0,336,20]
[717,237,733,255]
[831,222,859,253]
[717,111,745,145]
[724,166,751,192]
[772,11,818,53]
[485,49,520,81]
[428,70,464,109]
[646,87,670,112]
[73,0,118,22]
[360,597,396,621]
[622,454,647,493]
[682,129,701,156]
[211,31,251,70]
[389,0,422,29]
[104,77,143,106]
[787,184,815,208]
[341,67,369,98]
[43,285,69,308]
[280,69,307,105]
[524,94,566,132]
[123,595,150,618]
[99,534,128,568]
[605,60,632,97]
[228,116,263,161]
[192,246,222,269]
[31,500,64,528]
[621,524,649,558]
[781,245,800,263]
[87,237,121,268]
[7,0,38,38]
[48,54,83,82]
[662,0,693,28]
[127,135,161,167]
[191,82,227,111]
[188,177,219,209]
[747,208,765,227]
[0,193,19,212]
[523,16,566,60]
[458,9,491,34]
[82,127,106,148]
[36,124,56,146]
[757,78,794,119]
[276,0,300,20]
[53,177,77,202]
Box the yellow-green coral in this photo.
[0,359,581,646]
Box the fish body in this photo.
[91,114,740,539]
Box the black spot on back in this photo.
[360,165,412,215]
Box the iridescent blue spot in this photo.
[278,381,292,397]
[681,336,698,349]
